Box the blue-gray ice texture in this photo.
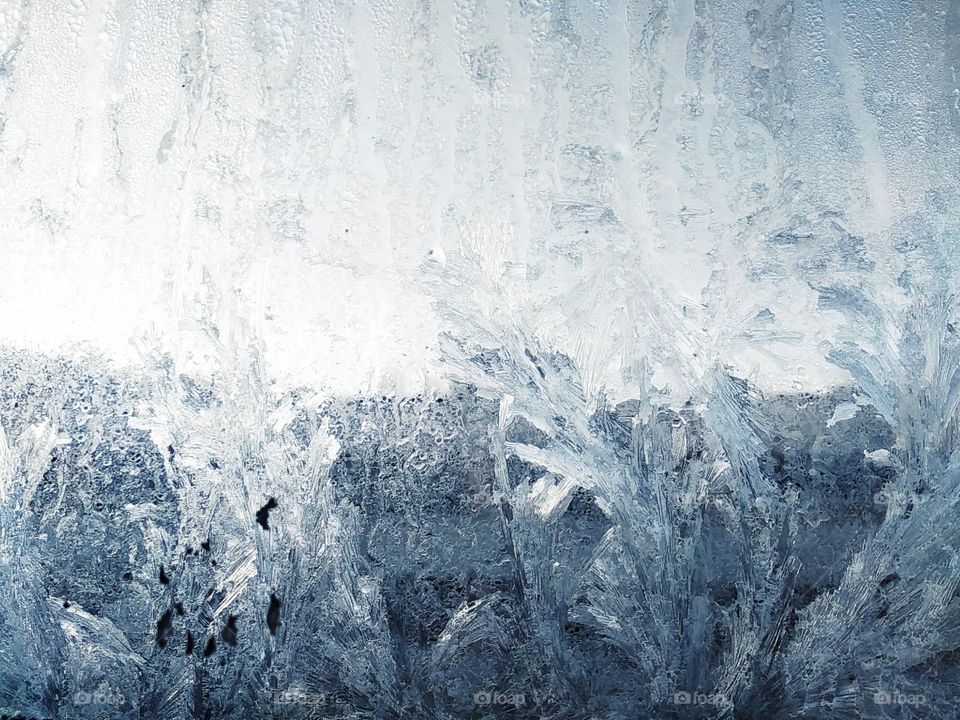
[2,0,960,719]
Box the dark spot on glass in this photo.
[267,593,282,635]
[256,497,278,530]
[156,609,174,648]
[222,615,238,646]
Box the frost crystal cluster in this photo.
[0,0,958,719]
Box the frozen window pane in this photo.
[0,1,957,718]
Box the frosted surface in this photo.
[8,0,958,396]
[1,0,959,718]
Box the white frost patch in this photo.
[528,474,580,520]
[827,402,861,427]
[864,449,895,468]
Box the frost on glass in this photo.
[1,0,959,719]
